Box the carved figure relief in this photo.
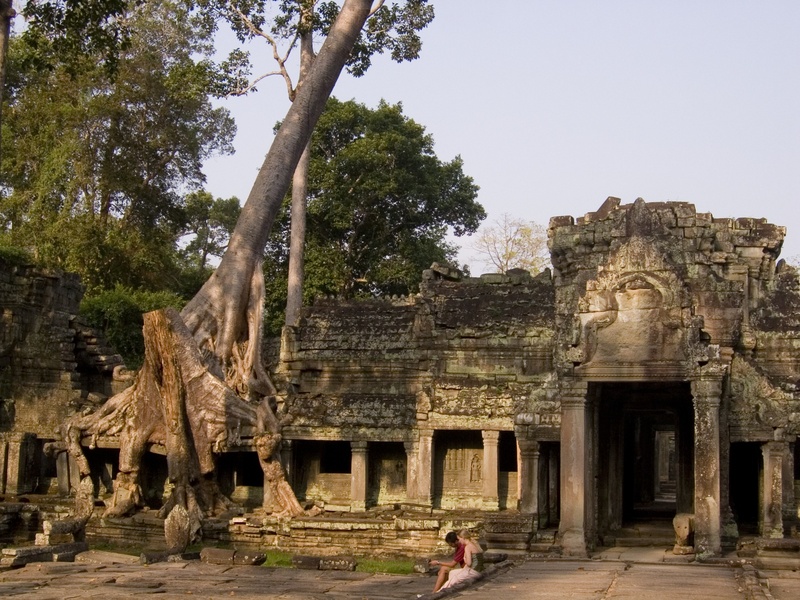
[470,453,482,482]
[575,238,687,365]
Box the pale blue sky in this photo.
[203,1,800,271]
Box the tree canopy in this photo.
[263,97,484,330]
[1,0,235,294]
[471,213,550,275]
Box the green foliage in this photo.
[2,0,235,295]
[315,0,435,77]
[80,285,185,367]
[262,98,483,333]
[181,191,241,270]
[21,0,145,73]
[0,239,32,266]
[201,0,434,97]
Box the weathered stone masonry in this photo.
[3,197,800,559]
[276,197,800,557]
[0,259,126,498]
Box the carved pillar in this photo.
[692,379,722,557]
[784,440,796,533]
[404,440,418,503]
[558,381,589,557]
[417,429,434,506]
[761,440,784,539]
[518,438,539,518]
[482,430,500,511]
[350,441,368,512]
[280,440,294,487]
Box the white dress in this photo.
[440,545,482,589]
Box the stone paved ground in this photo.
[1,552,800,599]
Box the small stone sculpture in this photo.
[672,513,695,555]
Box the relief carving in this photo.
[729,356,794,431]
[574,238,687,365]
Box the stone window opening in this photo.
[320,441,351,474]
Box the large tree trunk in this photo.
[58,0,376,546]
[0,0,15,165]
[182,0,374,378]
[284,19,316,328]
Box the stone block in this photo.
[200,547,235,565]
[319,555,356,571]
[292,554,321,569]
[232,550,267,566]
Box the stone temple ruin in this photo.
[2,197,800,561]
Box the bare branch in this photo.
[226,1,296,98]
[227,70,285,97]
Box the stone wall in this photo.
[0,258,124,495]
[281,267,556,439]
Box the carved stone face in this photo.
[673,514,694,545]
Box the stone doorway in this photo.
[594,382,694,541]
[729,442,760,534]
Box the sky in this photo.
[202,1,800,272]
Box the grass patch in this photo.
[88,541,141,556]
[261,549,294,568]
[355,557,415,575]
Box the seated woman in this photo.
[439,529,484,590]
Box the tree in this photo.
[197,0,434,327]
[1,1,148,167]
[0,0,14,161]
[471,213,550,275]
[262,97,482,328]
[182,191,241,271]
[62,0,380,548]
[1,0,235,294]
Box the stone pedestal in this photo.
[558,382,589,557]
[482,430,500,511]
[692,379,722,558]
[350,442,368,512]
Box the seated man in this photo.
[428,531,465,593]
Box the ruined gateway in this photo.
[2,197,799,558]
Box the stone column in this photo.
[417,430,434,506]
[692,378,722,557]
[350,441,368,512]
[784,441,796,533]
[558,381,589,557]
[518,438,540,517]
[404,440,418,503]
[482,430,500,511]
[761,440,784,539]
[280,439,294,487]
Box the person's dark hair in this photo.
[445,531,458,544]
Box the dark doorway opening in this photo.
[729,442,760,534]
[595,381,694,538]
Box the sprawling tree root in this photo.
[60,301,304,551]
